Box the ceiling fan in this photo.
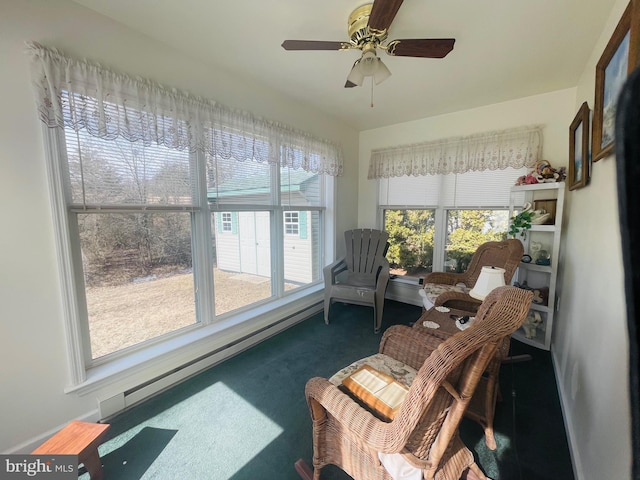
[281,0,455,88]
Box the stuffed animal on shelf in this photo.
[523,311,543,339]
[515,160,567,186]
[532,287,549,305]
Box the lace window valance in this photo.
[26,42,343,176]
[368,125,542,179]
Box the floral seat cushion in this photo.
[419,283,471,310]
[329,353,417,388]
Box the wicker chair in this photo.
[428,293,514,451]
[298,286,533,480]
[323,229,390,333]
[420,239,524,312]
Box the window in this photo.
[444,209,509,273]
[383,209,436,276]
[66,130,198,359]
[29,43,341,377]
[379,168,525,278]
[55,127,332,362]
[284,212,299,235]
[221,212,233,232]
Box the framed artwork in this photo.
[568,102,590,190]
[592,2,633,162]
[631,0,640,69]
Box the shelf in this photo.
[511,182,563,192]
[529,303,549,313]
[529,225,557,233]
[512,329,549,350]
[510,182,564,351]
[518,262,552,273]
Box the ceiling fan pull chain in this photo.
[370,78,374,108]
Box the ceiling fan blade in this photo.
[386,38,455,58]
[367,0,404,33]
[281,40,350,51]
[344,80,358,88]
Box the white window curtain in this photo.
[368,125,542,179]
[27,42,343,176]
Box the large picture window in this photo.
[28,43,341,378]
[60,126,331,362]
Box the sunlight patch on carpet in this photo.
[94,382,284,479]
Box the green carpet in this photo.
[85,300,573,480]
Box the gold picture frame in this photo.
[592,2,634,162]
[569,102,590,190]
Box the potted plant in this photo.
[509,210,533,239]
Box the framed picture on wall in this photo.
[592,2,635,162]
[569,102,590,190]
[631,0,640,69]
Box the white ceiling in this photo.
[71,0,616,131]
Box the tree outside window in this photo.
[383,208,509,278]
[384,209,435,277]
[444,210,509,272]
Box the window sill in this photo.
[389,275,423,285]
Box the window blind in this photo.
[379,167,527,208]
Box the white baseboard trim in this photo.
[551,349,582,480]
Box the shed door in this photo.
[255,212,271,277]
[238,212,271,277]
[239,213,257,274]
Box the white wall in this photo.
[552,0,632,478]
[0,0,358,453]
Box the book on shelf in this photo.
[341,364,409,421]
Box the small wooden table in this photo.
[413,306,474,339]
[33,421,110,480]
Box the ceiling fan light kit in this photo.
[346,43,392,87]
[281,0,456,94]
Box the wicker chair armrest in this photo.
[422,271,468,286]
[433,291,482,313]
[379,325,444,371]
[305,377,406,453]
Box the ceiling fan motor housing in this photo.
[348,4,387,46]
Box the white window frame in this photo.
[41,127,335,389]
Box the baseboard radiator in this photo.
[99,302,323,420]
[385,277,423,307]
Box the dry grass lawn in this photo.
[86,269,282,358]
